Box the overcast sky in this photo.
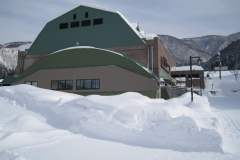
[0,0,240,44]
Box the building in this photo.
[7,5,176,98]
[171,65,205,90]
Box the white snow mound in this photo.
[0,85,222,152]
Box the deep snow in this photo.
[0,71,239,160]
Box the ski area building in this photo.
[7,5,176,98]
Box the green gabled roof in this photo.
[10,47,157,83]
[29,5,145,55]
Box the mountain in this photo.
[183,32,240,55]
[183,35,225,56]
[158,35,211,65]
[159,32,240,65]
[0,41,32,77]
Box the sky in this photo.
[0,0,240,44]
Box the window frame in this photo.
[81,20,91,27]
[85,12,89,18]
[51,80,73,90]
[73,14,77,20]
[24,81,38,87]
[93,18,103,25]
[59,23,69,29]
[70,21,80,28]
[76,79,100,90]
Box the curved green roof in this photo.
[13,47,157,83]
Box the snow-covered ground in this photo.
[204,71,240,155]
[0,71,239,160]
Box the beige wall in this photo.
[17,65,158,93]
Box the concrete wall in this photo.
[16,65,158,96]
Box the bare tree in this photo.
[231,56,240,81]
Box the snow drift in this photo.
[0,85,222,152]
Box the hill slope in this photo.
[159,35,211,65]
[159,32,240,65]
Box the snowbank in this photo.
[0,85,222,153]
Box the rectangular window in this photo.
[70,21,79,28]
[93,18,103,25]
[31,81,38,87]
[73,14,77,20]
[85,12,89,18]
[51,80,73,90]
[66,80,73,90]
[81,20,91,27]
[25,81,38,87]
[92,79,100,89]
[76,79,100,90]
[25,81,31,85]
[59,23,68,29]
[51,80,58,90]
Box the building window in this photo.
[81,20,91,27]
[76,79,100,90]
[70,21,79,28]
[51,80,73,90]
[25,81,38,87]
[51,80,58,90]
[59,23,68,29]
[73,14,77,20]
[85,12,89,18]
[93,18,103,25]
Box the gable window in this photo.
[76,79,100,90]
[25,81,38,87]
[70,21,79,28]
[51,80,73,90]
[81,20,91,27]
[59,23,68,29]
[93,18,103,25]
[73,14,77,20]
[85,12,89,18]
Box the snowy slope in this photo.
[0,84,239,159]
[0,42,31,70]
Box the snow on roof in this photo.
[171,65,204,71]
[49,46,156,79]
[144,33,158,40]
[50,46,125,57]
[117,12,145,40]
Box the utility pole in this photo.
[189,56,202,102]
[218,52,222,80]
[190,56,193,102]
